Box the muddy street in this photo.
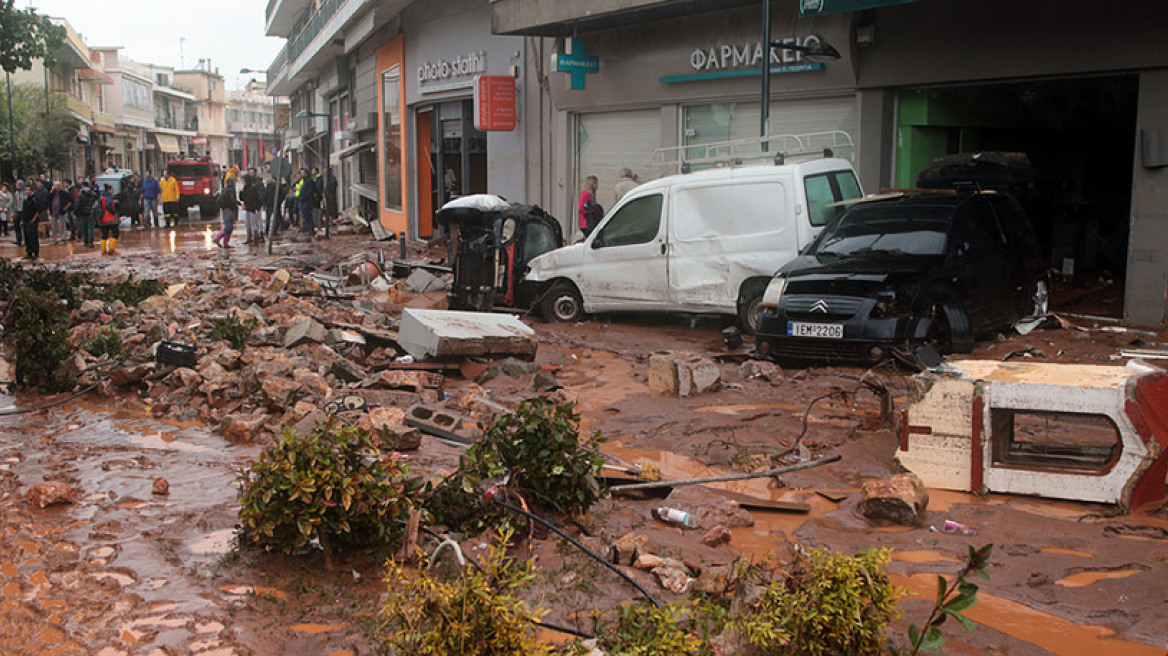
[1,226,1167,655]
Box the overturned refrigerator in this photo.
[435,195,563,313]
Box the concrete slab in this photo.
[397,309,537,361]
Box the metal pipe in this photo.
[609,454,841,493]
[760,0,771,146]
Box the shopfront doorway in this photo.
[416,99,487,238]
[896,75,1138,298]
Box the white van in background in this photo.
[525,155,863,333]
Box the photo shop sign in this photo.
[660,35,827,84]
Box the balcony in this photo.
[53,91,91,122]
[490,0,757,35]
[287,0,344,64]
[265,0,308,37]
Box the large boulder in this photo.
[861,473,929,527]
[26,481,79,508]
[648,351,720,397]
[283,317,327,348]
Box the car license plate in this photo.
[787,322,843,339]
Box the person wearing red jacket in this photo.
[98,183,120,256]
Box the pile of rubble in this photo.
[66,265,514,447]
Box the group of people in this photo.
[113,170,183,230]
[209,165,337,249]
[0,174,133,261]
[577,167,640,237]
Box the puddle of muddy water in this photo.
[1056,569,1143,588]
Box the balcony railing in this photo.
[53,90,90,119]
[267,43,289,83]
[287,0,344,65]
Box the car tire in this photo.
[1030,278,1050,317]
[737,283,768,336]
[929,302,974,354]
[541,282,584,323]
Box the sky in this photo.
[25,0,286,90]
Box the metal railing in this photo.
[267,43,289,83]
[650,130,856,175]
[287,0,345,65]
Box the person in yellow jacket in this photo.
[159,170,181,228]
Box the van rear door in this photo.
[578,192,669,311]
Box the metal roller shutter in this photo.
[684,95,857,159]
[576,109,662,210]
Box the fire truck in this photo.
[165,158,221,217]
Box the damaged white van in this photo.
[525,156,863,333]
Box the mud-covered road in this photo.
[1,224,1166,655]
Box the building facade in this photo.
[174,69,230,165]
[91,47,156,174]
[146,65,197,174]
[227,85,283,171]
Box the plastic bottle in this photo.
[653,507,698,529]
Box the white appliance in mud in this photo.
[525,145,862,334]
[897,360,1168,510]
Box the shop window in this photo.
[990,410,1121,472]
[593,194,663,249]
[382,65,402,211]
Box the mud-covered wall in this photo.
[1127,70,1168,327]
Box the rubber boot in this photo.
[99,239,107,255]
[222,232,232,249]
[108,237,118,256]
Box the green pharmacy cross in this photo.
[557,38,599,90]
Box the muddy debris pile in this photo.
[64,265,499,446]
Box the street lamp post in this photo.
[295,108,331,239]
[760,0,841,147]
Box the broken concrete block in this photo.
[261,376,299,409]
[611,532,649,566]
[77,299,106,322]
[652,564,693,594]
[379,424,423,451]
[861,473,929,527]
[139,295,180,313]
[403,268,448,293]
[692,565,732,595]
[329,359,368,384]
[633,553,664,570]
[740,360,783,383]
[359,406,406,431]
[292,369,331,401]
[268,269,291,292]
[26,481,79,508]
[397,309,536,361]
[220,414,266,443]
[325,328,367,347]
[283,317,327,348]
[648,351,720,397]
[109,363,154,388]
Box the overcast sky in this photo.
[26,0,285,90]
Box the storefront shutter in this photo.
[685,95,857,161]
[576,109,662,210]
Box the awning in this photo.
[90,124,116,134]
[799,0,920,15]
[77,68,114,84]
[334,140,374,160]
[153,134,180,154]
[351,183,379,202]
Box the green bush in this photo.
[2,287,74,392]
[237,419,422,565]
[0,260,89,310]
[208,312,260,349]
[586,600,725,656]
[735,546,902,656]
[82,326,124,360]
[373,529,552,656]
[425,399,605,533]
[83,275,165,307]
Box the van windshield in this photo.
[168,164,211,178]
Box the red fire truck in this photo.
[165,158,221,217]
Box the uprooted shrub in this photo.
[82,275,166,307]
[373,529,552,656]
[0,260,90,310]
[237,419,422,567]
[82,326,124,360]
[424,398,605,534]
[208,312,260,349]
[734,545,903,656]
[578,599,727,656]
[2,287,74,392]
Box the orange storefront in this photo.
[376,36,407,236]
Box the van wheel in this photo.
[737,280,768,335]
[541,282,584,323]
[927,302,974,354]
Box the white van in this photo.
[525,157,863,333]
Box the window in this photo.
[804,170,862,227]
[593,194,663,249]
[381,65,401,211]
[991,410,1121,472]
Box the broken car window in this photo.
[812,205,949,259]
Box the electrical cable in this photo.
[0,359,119,416]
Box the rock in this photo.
[250,326,284,347]
[77,299,106,322]
[403,268,448,293]
[648,351,720,397]
[379,424,423,451]
[283,317,327,348]
[325,328,366,347]
[358,406,406,431]
[532,370,560,391]
[293,369,331,401]
[166,367,202,390]
[634,553,664,570]
[261,376,300,409]
[268,269,291,292]
[286,400,317,424]
[289,409,328,437]
[152,478,170,496]
[361,369,444,392]
[692,565,733,595]
[214,348,242,370]
[652,564,693,594]
[740,360,783,383]
[27,481,79,508]
[861,473,929,527]
[664,487,754,529]
[139,295,180,313]
[329,359,367,384]
[611,532,649,566]
[701,526,732,547]
[109,363,154,388]
[219,414,266,442]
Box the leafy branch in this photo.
[900,543,993,654]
